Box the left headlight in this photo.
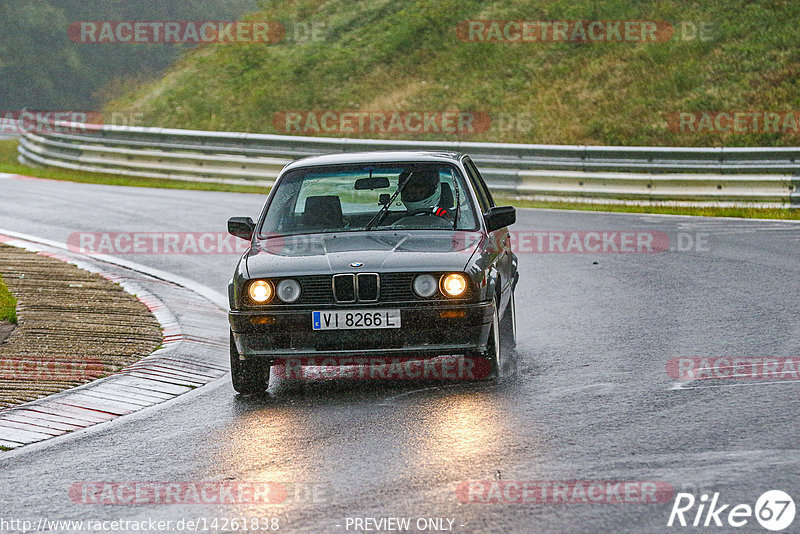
[276,279,302,303]
[413,274,438,298]
[247,280,274,304]
[440,273,468,298]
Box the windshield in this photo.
[258,162,478,237]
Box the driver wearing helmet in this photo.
[400,169,450,219]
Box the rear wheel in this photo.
[230,331,270,394]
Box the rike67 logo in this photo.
[668,490,796,531]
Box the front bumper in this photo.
[230,301,493,361]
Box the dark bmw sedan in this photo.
[227,151,518,393]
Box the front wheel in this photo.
[483,295,503,378]
[499,290,516,350]
[230,331,270,394]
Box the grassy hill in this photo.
[0,0,255,109]
[107,0,800,147]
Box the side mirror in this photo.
[485,206,516,232]
[228,217,255,241]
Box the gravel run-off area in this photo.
[0,243,162,409]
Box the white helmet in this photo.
[401,169,441,213]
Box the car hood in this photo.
[245,231,482,278]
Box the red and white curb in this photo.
[0,232,229,450]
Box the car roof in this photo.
[282,151,465,171]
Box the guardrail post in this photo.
[792,176,800,206]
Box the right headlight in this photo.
[413,274,438,298]
[440,273,468,298]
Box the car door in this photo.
[463,157,515,309]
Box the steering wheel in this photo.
[390,213,452,229]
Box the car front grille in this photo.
[380,273,416,301]
[332,274,356,303]
[297,276,334,303]
[332,273,380,303]
[356,273,379,302]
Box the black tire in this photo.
[484,295,503,378]
[230,331,270,394]
[499,290,517,350]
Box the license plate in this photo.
[312,310,401,330]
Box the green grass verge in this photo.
[0,140,268,194]
[0,274,17,324]
[0,446,13,451]
[2,139,798,220]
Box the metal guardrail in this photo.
[17,123,800,205]
[0,119,20,140]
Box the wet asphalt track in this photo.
[0,175,799,533]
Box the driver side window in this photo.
[464,158,492,214]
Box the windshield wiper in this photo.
[365,172,411,231]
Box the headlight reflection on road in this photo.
[406,392,511,470]
[218,408,327,510]
[219,384,525,513]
